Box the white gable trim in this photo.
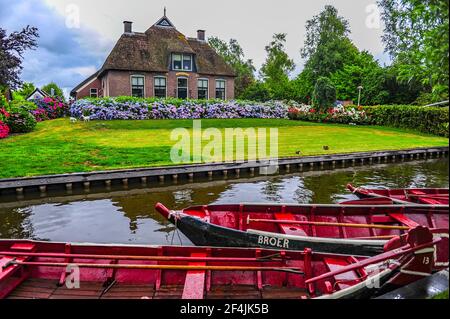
[75,76,99,93]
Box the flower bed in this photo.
[288,103,368,124]
[70,98,289,120]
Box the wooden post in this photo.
[39,185,47,195]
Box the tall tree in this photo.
[301,5,357,79]
[0,26,39,91]
[259,33,295,99]
[379,0,449,101]
[260,33,295,82]
[208,37,255,97]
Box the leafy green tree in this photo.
[240,81,271,102]
[379,0,449,101]
[0,26,39,91]
[208,37,255,98]
[312,76,336,111]
[259,33,295,100]
[301,5,358,79]
[42,82,65,101]
[260,33,295,84]
[329,51,389,105]
[290,70,315,104]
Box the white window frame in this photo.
[90,88,98,98]
[172,53,193,72]
[153,76,167,98]
[177,77,189,99]
[197,78,209,100]
[130,75,145,98]
[215,79,226,100]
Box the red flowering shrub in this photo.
[0,108,10,122]
[0,120,9,139]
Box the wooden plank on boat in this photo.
[389,214,420,228]
[182,252,207,299]
[274,211,307,236]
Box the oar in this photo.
[353,235,396,240]
[305,238,440,285]
[247,218,410,231]
[0,251,284,263]
[3,260,305,275]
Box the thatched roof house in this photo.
[71,14,236,100]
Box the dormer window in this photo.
[172,53,192,71]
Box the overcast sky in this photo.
[0,0,390,96]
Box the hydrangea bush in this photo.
[288,103,368,125]
[33,97,68,119]
[70,98,289,120]
[0,120,9,139]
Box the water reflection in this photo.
[0,159,448,245]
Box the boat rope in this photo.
[169,210,183,246]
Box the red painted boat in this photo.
[347,184,449,205]
[0,227,439,299]
[155,203,449,271]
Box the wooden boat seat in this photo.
[0,243,36,298]
[274,213,308,236]
[323,257,361,291]
[182,252,207,299]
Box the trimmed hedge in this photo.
[362,105,449,137]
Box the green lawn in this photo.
[0,118,448,179]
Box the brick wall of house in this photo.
[75,78,102,99]
[98,70,235,99]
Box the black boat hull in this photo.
[171,215,386,257]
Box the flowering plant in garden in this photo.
[288,103,368,125]
[0,120,10,139]
[0,108,10,122]
[33,97,68,119]
[31,108,49,122]
[70,98,290,120]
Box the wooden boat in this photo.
[347,184,449,205]
[155,203,449,270]
[0,227,439,299]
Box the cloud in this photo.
[0,0,113,96]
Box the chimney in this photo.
[123,21,133,34]
[197,29,206,41]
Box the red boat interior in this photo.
[177,204,449,240]
[348,185,449,205]
[0,235,435,299]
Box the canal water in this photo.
[0,158,448,246]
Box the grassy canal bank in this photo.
[0,118,448,179]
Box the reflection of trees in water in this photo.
[260,179,283,202]
[0,207,35,239]
[302,159,449,204]
[292,177,314,204]
[110,185,224,234]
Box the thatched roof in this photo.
[98,21,235,77]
